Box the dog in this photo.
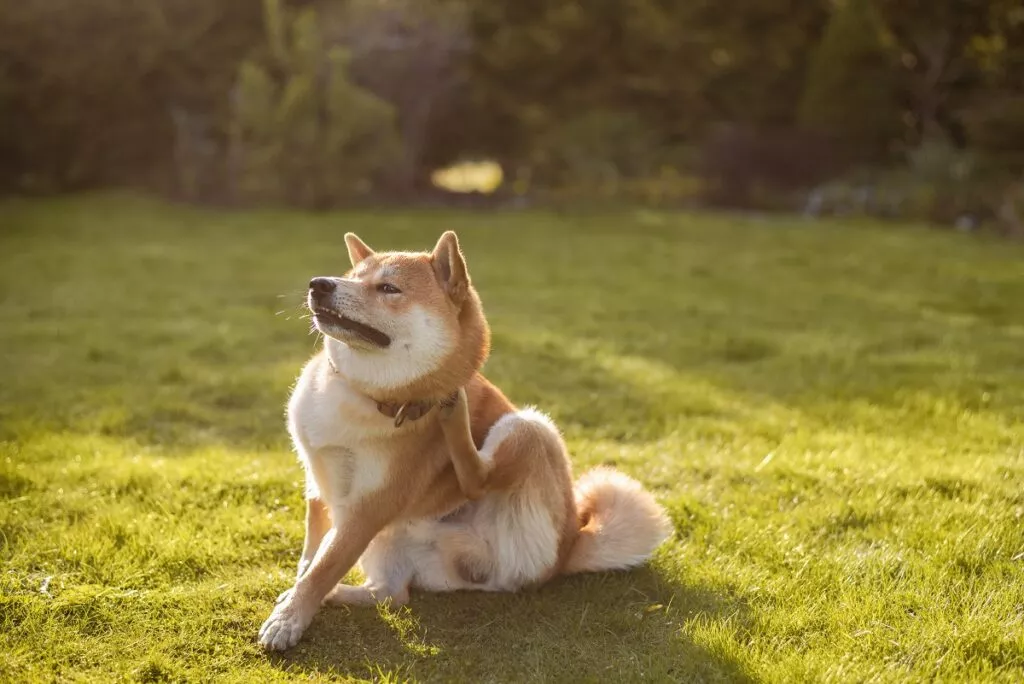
[258,231,672,651]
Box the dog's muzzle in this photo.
[311,306,392,348]
[307,278,391,348]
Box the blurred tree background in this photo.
[0,0,1022,231]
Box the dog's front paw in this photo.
[258,593,314,652]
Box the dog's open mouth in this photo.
[313,308,391,348]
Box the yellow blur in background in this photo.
[431,160,504,194]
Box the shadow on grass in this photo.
[271,567,753,682]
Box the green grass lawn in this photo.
[1,194,1023,682]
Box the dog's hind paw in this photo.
[324,582,409,607]
[438,387,466,419]
[258,596,313,652]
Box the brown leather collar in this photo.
[375,399,438,428]
[326,354,456,428]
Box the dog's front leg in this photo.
[297,497,330,579]
[438,387,489,500]
[259,507,385,652]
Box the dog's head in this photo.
[308,231,489,399]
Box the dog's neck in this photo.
[324,340,454,428]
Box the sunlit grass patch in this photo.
[1,194,1022,681]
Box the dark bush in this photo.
[798,0,905,162]
[699,125,852,208]
[227,0,402,208]
[0,0,265,195]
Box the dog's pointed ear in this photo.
[431,231,469,306]
[345,233,375,266]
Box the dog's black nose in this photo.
[309,277,336,295]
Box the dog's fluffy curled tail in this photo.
[562,468,672,575]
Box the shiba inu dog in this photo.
[258,231,671,651]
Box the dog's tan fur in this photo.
[258,231,671,651]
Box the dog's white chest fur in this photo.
[288,358,393,506]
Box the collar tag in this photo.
[393,403,410,428]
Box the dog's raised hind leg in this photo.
[438,387,489,500]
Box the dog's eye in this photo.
[377,283,401,295]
